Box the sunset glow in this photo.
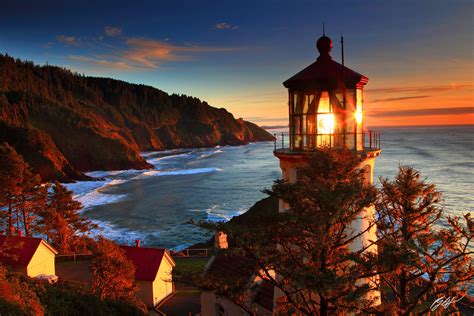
[0,1,472,128]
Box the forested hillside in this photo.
[0,54,273,181]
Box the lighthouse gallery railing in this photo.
[273,130,381,152]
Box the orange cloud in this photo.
[370,95,430,103]
[65,34,238,70]
[368,107,474,117]
[122,38,236,68]
[367,84,474,95]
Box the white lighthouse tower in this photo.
[273,34,382,306]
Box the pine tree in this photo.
[375,166,473,315]
[0,143,26,235]
[16,168,48,237]
[39,181,95,253]
[196,148,380,315]
[91,237,146,313]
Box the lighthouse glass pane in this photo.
[302,114,307,148]
[293,116,301,149]
[318,91,330,113]
[306,115,316,149]
[308,93,316,114]
[302,95,308,114]
[293,93,302,114]
[356,89,363,150]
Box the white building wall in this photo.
[26,243,56,277]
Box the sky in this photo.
[0,0,472,127]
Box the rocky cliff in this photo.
[0,55,274,182]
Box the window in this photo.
[316,91,334,146]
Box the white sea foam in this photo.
[191,204,247,222]
[77,190,128,210]
[64,178,129,211]
[133,167,222,179]
[199,149,223,159]
[86,169,142,178]
[91,220,161,246]
[146,153,192,165]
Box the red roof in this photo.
[120,245,172,281]
[0,235,56,267]
[283,36,368,90]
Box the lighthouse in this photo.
[273,34,381,305]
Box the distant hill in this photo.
[0,54,274,182]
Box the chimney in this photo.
[214,231,228,249]
[135,240,141,248]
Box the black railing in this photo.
[273,130,381,152]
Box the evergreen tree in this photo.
[195,148,380,315]
[0,143,26,235]
[91,237,146,313]
[16,168,48,236]
[39,181,94,253]
[375,166,473,315]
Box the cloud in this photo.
[66,37,238,70]
[368,107,474,117]
[104,26,122,37]
[120,37,237,68]
[370,95,430,103]
[215,22,238,30]
[57,35,79,46]
[68,55,134,70]
[367,84,474,95]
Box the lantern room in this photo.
[282,35,369,152]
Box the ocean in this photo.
[65,125,473,250]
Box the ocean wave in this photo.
[133,167,222,179]
[64,178,129,211]
[199,149,223,159]
[190,204,247,222]
[86,169,142,178]
[146,153,192,165]
[77,190,128,210]
[90,220,161,247]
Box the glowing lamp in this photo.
[355,111,363,124]
[318,113,335,134]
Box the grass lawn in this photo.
[173,257,210,276]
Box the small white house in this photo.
[120,243,176,307]
[0,235,58,278]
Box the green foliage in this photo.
[0,142,48,237]
[0,53,273,182]
[0,268,44,316]
[38,181,96,253]
[91,237,147,313]
[35,281,146,316]
[194,148,380,315]
[0,264,146,315]
[375,166,473,315]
